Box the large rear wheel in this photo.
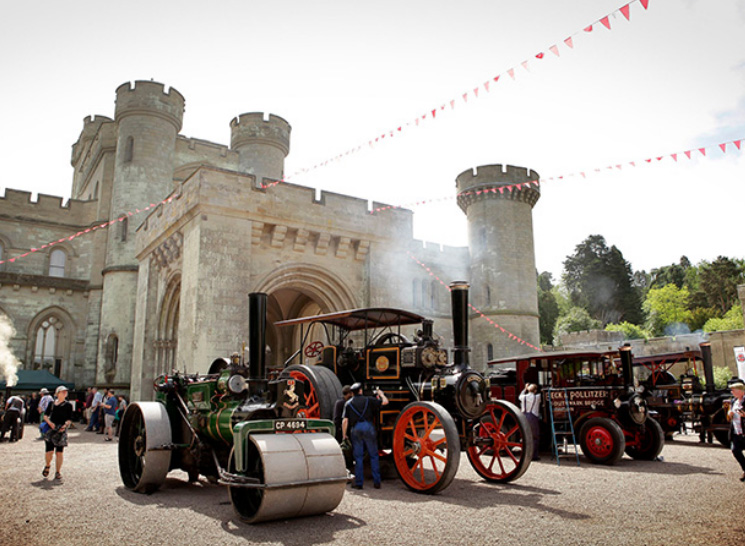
[392,401,460,494]
[279,364,342,420]
[118,402,172,493]
[579,417,625,465]
[467,401,532,483]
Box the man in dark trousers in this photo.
[333,385,353,443]
[1,394,25,442]
[342,382,388,489]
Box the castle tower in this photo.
[230,113,291,183]
[456,164,541,365]
[98,81,185,385]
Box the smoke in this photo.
[0,314,21,387]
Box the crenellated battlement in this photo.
[71,115,114,166]
[115,80,185,132]
[456,164,541,213]
[0,189,98,224]
[230,112,291,155]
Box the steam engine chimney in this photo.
[248,292,268,380]
[450,281,470,370]
[700,342,715,394]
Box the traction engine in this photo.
[117,293,347,524]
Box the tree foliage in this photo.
[537,272,559,345]
[643,284,693,336]
[562,235,643,326]
[703,304,744,333]
[552,306,601,344]
[693,257,745,315]
[604,321,650,340]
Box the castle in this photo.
[0,80,541,400]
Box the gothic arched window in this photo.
[34,317,62,372]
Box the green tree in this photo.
[643,284,693,336]
[552,306,601,344]
[649,256,691,289]
[703,304,744,332]
[562,235,643,326]
[693,257,745,315]
[537,272,559,345]
[604,321,650,340]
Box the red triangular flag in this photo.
[719,143,727,153]
[640,0,650,9]
[630,162,636,167]
[699,147,706,156]
[549,45,560,57]
[493,75,500,82]
[473,87,479,98]
[671,153,677,162]
[483,81,490,92]
[620,4,631,20]
[600,16,611,29]
[656,156,663,161]
[508,68,515,79]
[735,140,742,150]
[684,150,691,159]
[521,61,529,71]
[584,24,594,32]
[462,92,468,102]
[450,99,455,109]
[536,52,544,59]
[564,36,574,48]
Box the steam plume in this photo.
[0,315,21,387]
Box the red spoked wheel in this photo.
[579,417,625,465]
[304,341,324,358]
[278,364,341,420]
[625,418,664,460]
[466,401,532,483]
[392,401,460,494]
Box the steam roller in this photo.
[118,292,347,523]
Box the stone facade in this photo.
[0,80,541,399]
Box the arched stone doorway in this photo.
[255,264,356,369]
[156,275,180,376]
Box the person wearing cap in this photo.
[727,380,745,482]
[342,382,388,490]
[37,388,54,439]
[42,386,73,481]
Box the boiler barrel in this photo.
[229,432,346,523]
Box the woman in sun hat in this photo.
[42,385,73,481]
[727,380,745,482]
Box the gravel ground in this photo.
[1,424,743,546]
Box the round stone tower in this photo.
[456,164,541,365]
[98,81,185,384]
[230,113,291,182]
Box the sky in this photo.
[0,0,743,281]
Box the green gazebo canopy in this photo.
[1,369,75,392]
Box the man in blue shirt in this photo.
[342,383,388,490]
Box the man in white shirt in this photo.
[519,383,541,461]
[86,387,103,432]
[727,380,745,482]
[38,388,53,438]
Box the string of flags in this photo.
[371,136,744,214]
[284,0,652,183]
[407,251,543,352]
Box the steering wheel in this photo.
[372,332,409,346]
[304,341,324,358]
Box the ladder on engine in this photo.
[547,388,580,466]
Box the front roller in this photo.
[227,429,347,524]
[118,402,172,493]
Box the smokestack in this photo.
[450,281,470,369]
[248,292,268,380]
[619,344,633,386]
[700,342,715,394]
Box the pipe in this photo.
[449,281,470,370]
[248,292,268,380]
[700,342,715,394]
[619,344,633,387]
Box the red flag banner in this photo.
[620,4,631,20]
[600,16,611,30]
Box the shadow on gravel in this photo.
[115,477,366,545]
[573,457,723,476]
[370,477,591,522]
[29,478,64,490]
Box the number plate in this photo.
[274,419,307,432]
